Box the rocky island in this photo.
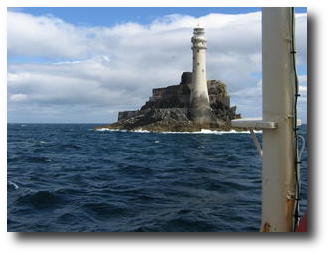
[95,71,241,132]
[95,27,241,132]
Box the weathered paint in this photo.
[262,222,271,232]
[261,7,297,232]
[286,196,295,231]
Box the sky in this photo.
[7,7,307,123]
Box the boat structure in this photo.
[231,7,306,232]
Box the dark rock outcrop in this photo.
[95,72,241,132]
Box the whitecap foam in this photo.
[96,128,130,132]
[198,129,262,135]
[95,128,113,131]
[95,128,149,133]
[8,181,19,190]
[131,129,150,133]
[95,128,261,135]
[160,129,261,135]
[196,129,262,135]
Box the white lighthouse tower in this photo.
[190,27,211,125]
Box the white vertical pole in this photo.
[261,7,296,232]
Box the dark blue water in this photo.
[7,124,307,232]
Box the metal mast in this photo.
[232,7,299,232]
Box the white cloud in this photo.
[295,14,307,66]
[7,11,89,59]
[299,75,307,85]
[7,10,307,123]
[9,94,28,102]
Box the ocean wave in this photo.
[7,123,307,232]
[7,181,19,191]
[26,156,52,163]
[59,144,82,150]
[81,202,130,219]
[15,190,65,209]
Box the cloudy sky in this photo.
[7,7,307,123]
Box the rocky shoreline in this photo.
[94,108,237,132]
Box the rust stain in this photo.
[262,222,271,232]
[286,197,295,232]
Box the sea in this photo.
[7,123,307,232]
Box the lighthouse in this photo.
[190,27,211,125]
